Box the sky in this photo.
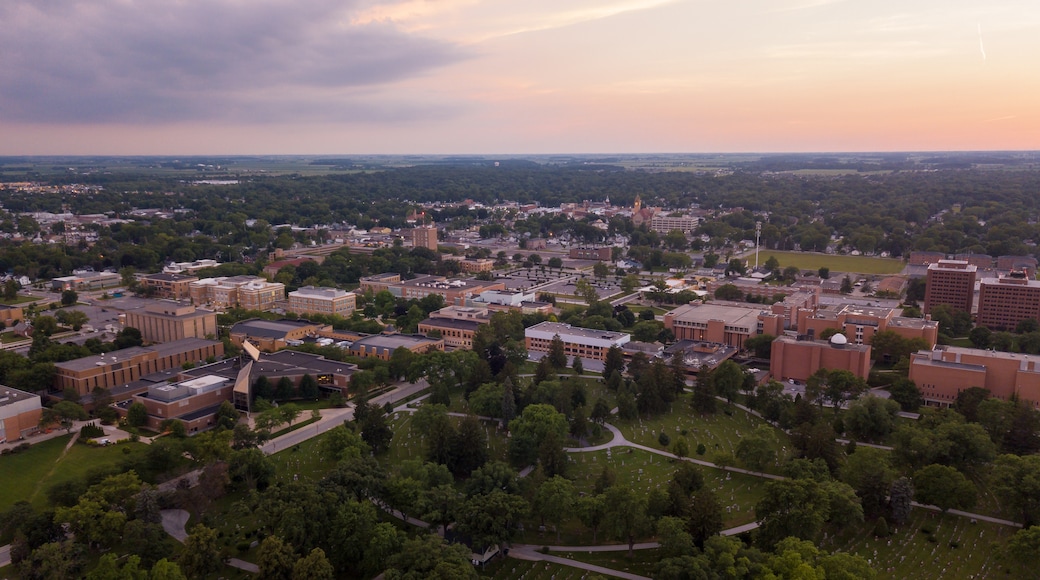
[1,0,1038,155]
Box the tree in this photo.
[603,345,626,379]
[691,365,716,414]
[991,454,1040,526]
[735,425,777,471]
[61,289,78,306]
[546,335,568,369]
[508,404,568,467]
[604,485,650,556]
[148,559,187,580]
[413,403,456,466]
[576,494,608,543]
[4,278,19,300]
[360,406,394,455]
[449,415,488,477]
[840,276,854,294]
[755,478,862,548]
[456,490,529,551]
[887,378,922,412]
[714,284,743,301]
[913,464,976,513]
[215,400,239,431]
[841,448,895,519]
[292,548,334,580]
[179,525,223,577]
[744,334,775,359]
[818,267,830,279]
[888,477,914,525]
[844,397,900,443]
[62,310,89,331]
[253,375,274,402]
[534,476,577,543]
[954,386,991,422]
[687,489,725,547]
[257,535,297,580]
[385,534,477,580]
[969,325,992,349]
[712,360,744,404]
[41,400,88,433]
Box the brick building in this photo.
[977,272,1040,331]
[348,333,444,360]
[770,334,872,382]
[228,319,326,352]
[417,306,492,349]
[53,338,224,397]
[664,302,784,350]
[924,260,976,314]
[138,273,198,300]
[412,225,439,252]
[0,387,42,442]
[124,302,218,344]
[189,276,285,311]
[525,321,630,362]
[909,346,1040,407]
[288,286,357,317]
[797,303,938,347]
[568,247,612,261]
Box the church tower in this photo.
[634,194,642,212]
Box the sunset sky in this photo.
[2,0,1037,154]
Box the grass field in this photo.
[614,400,790,474]
[0,436,151,511]
[823,509,1016,579]
[755,251,906,275]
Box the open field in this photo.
[0,436,151,511]
[755,251,906,275]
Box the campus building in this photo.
[288,286,357,317]
[705,278,820,303]
[0,304,24,326]
[924,260,976,314]
[976,272,1040,331]
[663,302,784,350]
[417,306,492,349]
[53,338,224,398]
[189,276,285,311]
[348,333,444,360]
[134,375,236,434]
[51,270,122,292]
[228,319,326,352]
[0,387,42,442]
[770,334,872,382]
[358,273,402,295]
[124,302,218,344]
[797,303,939,348]
[909,346,1040,407]
[524,321,630,362]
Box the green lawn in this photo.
[0,295,38,305]
[0,436,150,511]
[614,400,790,474]
[821,509,1017,579]
[756,251,905,275]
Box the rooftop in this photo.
[289,286,354,299]
[230,319,321,339]
[0,386,39,408]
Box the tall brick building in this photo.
[977,271,1040,331]
[924,260,976,314]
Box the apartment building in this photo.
[189,276,285,311]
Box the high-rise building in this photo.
[924,260,976,314]
[977,271,1040,330]
[412,225,439,252]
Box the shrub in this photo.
[873,517,890,538]
[81,422,105,439]
[696,443,706,455]
[920,523,935,535]
[658,432,671,447]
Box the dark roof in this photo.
[229,319,319,340]
[418,317,482,331]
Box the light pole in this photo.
[755,222,762,271]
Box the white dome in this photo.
[829,334,848,345]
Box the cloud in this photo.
[0,0,467,124]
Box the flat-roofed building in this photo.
[568,247,612,261]
[359,273,402,295]
[650,214,700,234]
[664,302,783,349]
[124,302,218,344]
[453,258,495,273]
[418,306,492,349]
[398,276,506,306]
[525,321,630,362]
[349,333,444,360]
[288,286,357,317]
[977,272,1040,331]
[263,257,317,278]
[412,225,439,251]
[229,319,326,352]
[997,255,1039,278]
[797,303,938,348]
[663,340,739,380]
[189,276,285,311]
[909,346,1040,407]
[909,251,947,266]
[54,338,224,397]
[924,260,976,314]
[770,334,872,382]
[134,375,234,434]
[51,270,122,292]
[163,259,220,274]
[0,304,24,326]
[0,386,42,442]
[475,289,535,308]
[138,273,198,300]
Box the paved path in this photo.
[0,544,10,569]
[160,509,259,574]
